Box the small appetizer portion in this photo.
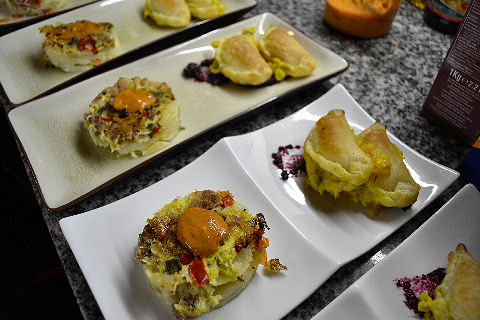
[304,109,420,215]
[210,28,273,86]
[353,121,420,214]
[418,243,480,320]
[39,20,118,72]
[5,0,69,16]
[135,190,286,318]
[83,77,181,158]
[397,244,480,320]
[304,109,373,197]
[144,0,191,28]
[186,0,225,20]
[258,25,316,81]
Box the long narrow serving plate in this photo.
[8,13,349,211]
[60,84,459,320]
[0,0,257,105]
[311,183,480,320]
[0,0,98,28]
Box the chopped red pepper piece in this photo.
[180,253,195,265]
[77,37,98,54]
[221,191,234,208]
[189,258,209,286]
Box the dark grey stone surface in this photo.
[1,0,471,319]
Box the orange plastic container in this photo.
[324,0,403,38]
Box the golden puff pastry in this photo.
[352,121,420,213]
[304,109,373,197]
[186,0,225,20]
[418,243,480,320]
[210,29,273,86]
[258,25,317,81]
[144,0,191,28]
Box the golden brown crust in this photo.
[144,0,191,28]
[303,109,373,196]
[313,109,367,168]
[354,121,420,210]
[258,25,316,78]
[438,243,480,320]
[212,34,272,85]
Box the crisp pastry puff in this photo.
[304,109,373,197]
[258,25,317,81]
[144,0,191,28]
[353,121,420,213]
[418,243,480,320]
[186,0,225,20]
[210,29,273,86]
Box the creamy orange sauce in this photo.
[57,21,104,39]
[324,0,401,38]
[177,207,229,257]
[112,89,156,113]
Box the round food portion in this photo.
[6,0,69,16]
[39,20,118,72]
[135,190,271,318]
[83,76,181,157]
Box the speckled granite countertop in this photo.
[0,0,473,319]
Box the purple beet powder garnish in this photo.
[182,59,228,85]
[272,145,306,180]
[395,267,446,315]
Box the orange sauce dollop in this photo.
[324,0,402,38]
[177,207,229,257]
[57,21,104,39]
[112,89,156,113]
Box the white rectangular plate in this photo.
[60,84,459,320]
[8,13,349,210]
[312,183,480,320]
[0,0,98,27]
[0,0,257,105]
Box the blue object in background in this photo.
[458,137,480,190]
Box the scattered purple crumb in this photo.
[271,144,306,180]
[182,59,229,85]
[395,268,445,315]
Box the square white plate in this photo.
[0,0,257,105]
[8,13,348,211]
[312,183,480,320]
[60,84,459,320]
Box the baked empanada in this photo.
[418,243,480,320]
[186,0,225,20]
[258,25,316,81]
[210,29,273,86]
[304,109,373,197]
[144,0,191,28]
[353,121,420,212]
